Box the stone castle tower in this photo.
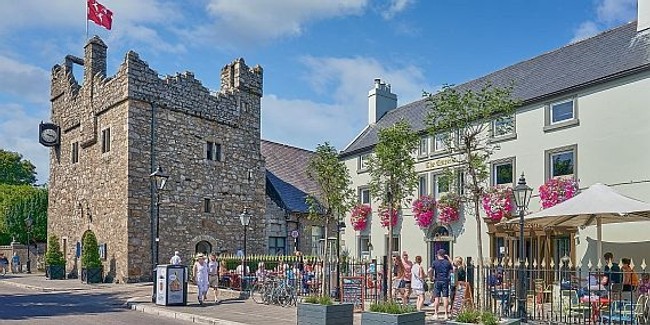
[48,36,265,282]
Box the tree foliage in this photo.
[0,184,47,245]
[0,149,37,185]
[425,83,518,268]
[306,142,355,293]
[82,230,102,268]
[367,119,419,300]
[45,234,65,266]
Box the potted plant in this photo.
[45,234,66,280]
[297,295,353,325]
[81,230,103,283]
[361,301,424,325]
[447,309,520,325]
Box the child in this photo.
[637,273,650,295]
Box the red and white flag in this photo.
[87,0,113,30]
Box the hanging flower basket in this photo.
[379,206,399,229]
[350,204,371,231]
[437,193,461,224]
[539,177,579,209]
[412,195,436,228]
[481,186,515,223]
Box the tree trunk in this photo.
[473,195,484,307]
[322,215,330,296]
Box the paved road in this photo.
[0,282,190,324]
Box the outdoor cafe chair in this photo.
[601,294,647,324]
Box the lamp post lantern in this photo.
[512,173,533,322]
[150,166,168,268]
[239,207,252,277]
[25,215,33,274]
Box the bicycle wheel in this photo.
[250,283,265,304]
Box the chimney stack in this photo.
[368,78,397,124]
[639,0,650,32]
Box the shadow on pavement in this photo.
[0,290,129,320]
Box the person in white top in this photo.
[235,258,250,276]
[170,251,182,265]
[193,253,209,305]
[411,255,426,311]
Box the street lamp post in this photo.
[239,207,252,278]
[25,215,33,274]
[150,166,169,268]
[512,173,533,322]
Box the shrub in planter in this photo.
[449,309,519,325]
[45,234,66,280]
[298,296,353,325]
[362,302,425,325]
[81,231,103,283]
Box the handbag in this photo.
[423,281,429,292]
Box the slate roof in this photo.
[341,22,650,157]
[261,140,320,213]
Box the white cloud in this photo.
[571,21,601,43]
[191,0,368,46]
[262,55,429,151]
[0,55,50,103]
[571,0,637,42]
[0,104,50,184]
[382,0,414,20]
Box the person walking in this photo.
[0,253,9,276]
[431,249,453,320]
[208,253,220,304]
[392,255,406,303]
[11,252,21,273]
[193,253,209,305]
[411,256,426,311]
[170,251,182,265]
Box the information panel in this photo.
[451,281,473,317]
[340,276,364,312]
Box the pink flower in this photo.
[539,178,579,209]
[350,204,371,231]
[437,193,461,224]
[412,195,436,228]
[379,206,399,229]
[482,186,515,222]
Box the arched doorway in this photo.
[427,224,454,265]
[195,241,212,256]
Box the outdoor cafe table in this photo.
[580,295,610,322]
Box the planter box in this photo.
[447,318,520,325]
[361,311,425,325]
[82,267,103,283]
[47,265,66,280]
[297,303,354,325]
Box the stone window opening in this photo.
[203,198,211,213]
[206,141,222,161]
[71,141,79,164]
[101,128,111,153]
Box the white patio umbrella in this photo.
[511,183,650,260]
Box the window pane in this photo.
[551,101,574,123]
[551,151,574,176]
[494,163,513,185]
[206,142,213,160]
[419,137,428,155]
[434,134,448,151]
[493,115,514,137]
[359,154,369,170]
[436,175,450,195]
[215,143,222,161]
[360,189,370,204]
[418,175,428,196]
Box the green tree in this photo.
[82,230,102,268]
[367,120,419,300]
[0,184,47,245]
[45,234,65,266]
[425,83,518,273]
[306,142,355,295]
[0,149,37,185]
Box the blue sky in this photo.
[0,0,639,183]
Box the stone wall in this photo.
[48,36,265,283]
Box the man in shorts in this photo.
[431,249,453,320]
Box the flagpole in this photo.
[85,0,89,40]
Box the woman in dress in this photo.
[411,256,426,311]
[208,253,220,303]
[193,253,209,305]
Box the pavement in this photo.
[0,272,456,324]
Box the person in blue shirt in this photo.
[430,249,453,320]
[12,253,21,273]
[603,252,622,286]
